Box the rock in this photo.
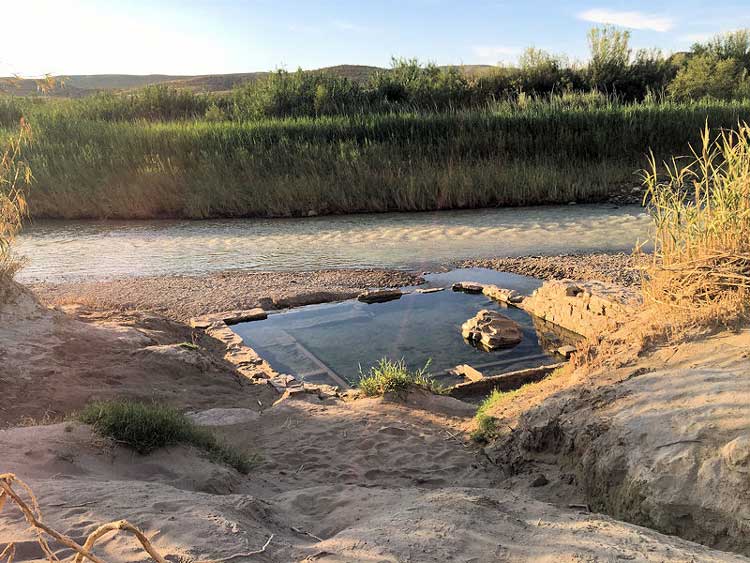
[531,474,549,487]
[482,284,524,305]
[451,364,484,381]
[452,282,484,294]
[415,287,445,294]
[521,279,641,340]
[556,345,577,358]
[190,308,267,328]
[461,310,523,350]
[722,436,750,473]
[187,408,260,426]
[307,210,318,217]
[358,289,402,304]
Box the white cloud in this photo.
[578,9,675,32]
[472,45,520,63]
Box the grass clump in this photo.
[642,122,750,328]
[0,120,32,299]
[470,385,537,443]
[79,400,254,474]
[357,358,441,397]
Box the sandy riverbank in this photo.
[461,252,646,287]
[32,269,421,322]
[3,254,749,561]
[30,253,645,322]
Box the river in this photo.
[16,204,650,283]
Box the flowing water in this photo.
[17,204,650,282]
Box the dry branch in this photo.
[0,473,273,563]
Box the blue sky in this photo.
[4,0,750,76]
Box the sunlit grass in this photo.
[14,98,750,219]
[642,121,750,327]
[357,358,441,397]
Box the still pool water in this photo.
[16,204,650,282]
[231,269,578,388]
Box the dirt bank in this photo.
[483,328,750,555]
[461,252,647,287]
[4,273,750,560]
[31,269,421,322]
[0,287,277,427]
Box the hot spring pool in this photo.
[231,269,578,388]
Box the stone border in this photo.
[190,308,308,394]
[189,281,591,399]
[448,362,567,399]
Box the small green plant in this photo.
[177,341,199,350]
[470,387,529,443]
[79,400,254,473]
[357,358,440,397]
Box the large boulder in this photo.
[461,309,522,350]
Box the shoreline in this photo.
[31,252,644,321]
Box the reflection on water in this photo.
[232,269,571,387]
[16,204,650,282]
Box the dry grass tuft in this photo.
[641,121,750,332]
[0,119,32,301]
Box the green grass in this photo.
[79,400,255,473]
[5,96,750,219]
[357,358,442,397]
[470,387,529,443]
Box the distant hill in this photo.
[0,64,499,97]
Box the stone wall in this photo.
[520,280,640,340]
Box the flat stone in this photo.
[451,364,484,381]
[358,289,402,304]
[415,287,445,294]
[452,282,485,294]
[448,362,567,400]
[221,308,268,324]
[557,345,578,358]
[482,285,524,305]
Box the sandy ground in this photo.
[7,251,750,562]
[31,269,421,322]
[2,285,748,561]
[0,287,277,427]
[3,395,745,563]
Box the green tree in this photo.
[668,54,740,100]
[587,26,632,93]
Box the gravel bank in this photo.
[461,252,646,287]
[33,269,422,322]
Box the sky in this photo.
[3,0,750,76]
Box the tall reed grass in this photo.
[0,120,32,300]
[642,122,750,325]
[19,98,750,219]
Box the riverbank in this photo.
[29,252,647,321]
[33,269,421,322]
[461,252,647,287]
[2,284,747,561]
